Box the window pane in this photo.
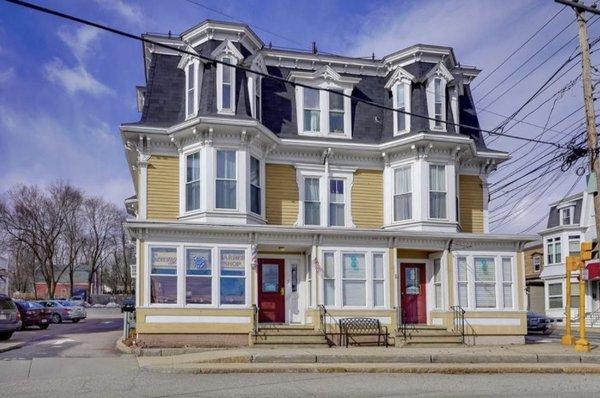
[429,192,447,219]
[434,78,442,102]
[475,284,496,308]
[186,277,211,304]
[329,203,345,226]
[222,83,231,109]
[222,58,231,83]
[429,165,446,191]
[186,249,211,276]
[569,236,580,255]
[394,193,412,221]
[474,258,495,282]
[548,283,562,296]
[342,254,366,279]
[220,278,245,305]
[396,83,406,131]
[250,157,260,186]
[186,153,199,182]
[373,254,384,279]
[186,181,200,211]
[373,281,384,307]
[329,112,344,133]
[324,280,335,306]
[304,88,320,108]
[458,283,468,307]
[394,167,411,194]
[549,296,563,309]
[150,248,177,275]
[324,253,335,279]
[150,276,177,304]
[343,280,366,306]
[501,258,512,281]
[251,185,261,214]
[305,178,320,201]
[329,179,344,202]
[304,109,320,132]
[187,63,195,87]
[220,250,245,276]
[503,284,512,309]
[187,90,194,116]
[216,180,237,209]
[457,257,467,281]
[261,264,279,292]
[433,258,441,283]
[329,91,344,110]
[305,202,320,225]
[217,150,236,179]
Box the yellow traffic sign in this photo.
[566,256,582,272]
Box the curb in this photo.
[0,341,26,353]
[115,338,138,355]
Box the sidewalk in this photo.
[0,341,26,353]
[136,344,600,374]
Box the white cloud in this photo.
[57,25,101,62]
[94,0,144,27]
[44,58,113,96]
[0,67,14,83]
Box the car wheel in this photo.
[0,332,13,341]
[72,319,80,323]
[39,323,49,330]
[52,313,62,324]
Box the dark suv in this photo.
[0,295,22,340]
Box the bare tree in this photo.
[59,194,84,297]
[0,182,83,298]
[4,238,37,296]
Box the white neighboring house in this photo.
[539,191,600,322]
[0,256,9,296]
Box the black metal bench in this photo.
[339,317,389,347]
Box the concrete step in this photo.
[256,329,320,336]
[405,329,460,337]
[258,324,314,331]
[253,333,328,345]
[403,335,463,344]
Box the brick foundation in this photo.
[136,333,249,348]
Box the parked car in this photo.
[14,300,51,330]
[527,311,560,334]
[69,296,88,307]
[0,294,22,340]
[121,298,135,313]
[37,300,87,324]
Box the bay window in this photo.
[372,253,385,307]
[303,88,320,132]
[185,152,200,212]
[329,179,345,227]
[185,248,212,304]
[433,258,442,309]
[149,247,178,304]
[216,150,237,209]
[342,253,366,307]
[250,156,261,215]
[219,249,246,305]
[548,282,563,309]
[546,237,561,264]
[323,252,335,306]
[429,164,447,219]
[304,177,321,225]
[329,90,344,134]
[394,166,412,221]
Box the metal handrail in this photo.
[571,307,600,326]
[450,305,466,344]
[396,306,408,340]
[251,304,259,334]
[318,304,341,346]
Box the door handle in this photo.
[280,287,285,296]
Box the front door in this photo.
[258,259,285,323]
[400,263,426,324]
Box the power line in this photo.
[4,0,568,149]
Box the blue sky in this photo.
[0,0,598,233]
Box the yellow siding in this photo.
[147,156,179,220]
[352,169,383,228]
[265,164,299,225]
[459,174,484,233]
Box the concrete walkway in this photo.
[0,341,26,353]
[136,344,600,374]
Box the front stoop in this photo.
[251,324,330,347]
[398,325,463,347]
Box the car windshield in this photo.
[27,302,44,309]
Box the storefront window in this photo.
[185,248,212,304]
[150,247,178,304]
[220,249,246,305]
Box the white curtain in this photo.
[304,178,320,225]
[303,88,320,132]
[429,165,446,218]
[394,167,412,221]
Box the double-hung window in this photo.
[394,166,412,221]
[548,283,563,309]
[501,257,513,309]
[306,254,313,307]
[474,257,496,308]
[149,247,178,304]
[303,88,320,132]
[221,57,233,111]
[395,83,407,132]
[329,90,344,134]
[456,256,468,308]
[219,249,245,305]
[185,152,200,211]
[429,164,447,219]
[533,255,541,272]
[216,150,237,209]
[546,237,561,264]
[186,63,196,117]
[434,77,444,128]
[372,253,385,307]
[433,258,442,309]
[255,77,262,121]
[304,178,320,225]
[185,248,212,304]
[568,235,580,256]
[250,156,261,215]
[342,253,366,307]
[561,207,573,225]
[323,252,335,306]
[329,179,345,226]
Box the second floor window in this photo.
[329,179,345,226]
[429,164,447,219]
[216,150,236,209]
[303,88,320,132]
[250,156,261,215]
[434,78,444,128]
[394,166,412,221]
[221,57,233,111]
[186,63,196,117]
[568,235,580,256]
[304,177,320,225]
[546,237,561,264]
[185,152,200,211]
[329,91,344,134]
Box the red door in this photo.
[400,263,426,324]
[258,259,285,323]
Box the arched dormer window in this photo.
[245,54,268,122]
[385,67,414,135]
[425,62,453,132]
[289,66,361,139]
[211,40,244,115]
[178,48,204,120]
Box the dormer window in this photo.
[560,206,573,225]
[433,78,444,128]
[385,67,413,135]
[254,77,262,121]
[220,57,234,112]
[329,91,344,134]
[212,40,243,115]
[425,63,453,132]
[182,60,201,119]
[303,88,321,132]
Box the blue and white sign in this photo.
[193,256,206,270]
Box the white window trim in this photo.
[452,252,517,311]
[546,236,562,265]
[560,206,574,226]
[568,234,581,256]
[247,74,262,121]
[425,63,453,132]
[215,149,239,211]
[211,40,243,115]
[392,81,411,135]
[185,61,200,119]
[392,163,414,222]
[249,154,263,216]
[547,281,563,310]
[183,150,201,213]
[428,163,448,221]
[144,242,251,309]
[295,165,355,228]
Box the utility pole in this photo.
[555,0,599,353]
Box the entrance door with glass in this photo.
[258,259,285,323]
[400,263,427,324]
